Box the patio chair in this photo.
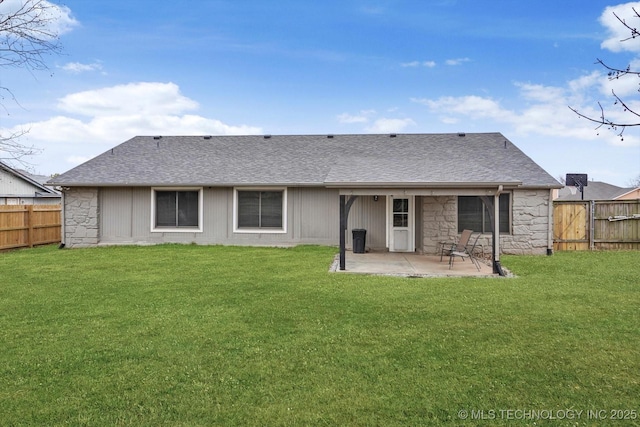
[449,232,482,271]
[440,229,473,262]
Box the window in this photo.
[152,188,202,231]
[392,198,409,227]
[234,188,286,233]
[458,194,510,233]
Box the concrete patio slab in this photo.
[331,251,499,277]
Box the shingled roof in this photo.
[49,133,561,188]
[556,181,634,200]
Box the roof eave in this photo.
[49,181,329,188]
[324,181,523,188]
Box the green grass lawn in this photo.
[0,245,638,426]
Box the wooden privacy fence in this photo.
[554,200,640,251]
[0,205,61,251]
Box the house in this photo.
[49,133,561,269]
[0,160,60,205]
[615,187,640,200]
[555,180,639,201]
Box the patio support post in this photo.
[339,195,359,271]
[340,195,346,270]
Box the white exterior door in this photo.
[388,196,415,252]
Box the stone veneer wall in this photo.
[421,190,552,255]
[507,189,552,255]
[422,196,458,255]
[64,187,100,248]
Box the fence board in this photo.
[553,201,589,251]
[0,205,61,250]
[554,200,640,251]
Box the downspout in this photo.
[493,185,505,276]
[547,189,554,255]
[479,186,505,276]
[59,189,66,249]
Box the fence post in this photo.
[27,205,34,248]
[589,200,595,250]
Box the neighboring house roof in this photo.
[614,187,640,200]
[0,160,60,197]
[556,181,634,200]
[49,133,562,189]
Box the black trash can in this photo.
[352,229,367,254]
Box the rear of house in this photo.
[50,133,561,255]
[1,161,60,205]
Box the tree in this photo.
[569,7,640,140]
[0,0,66,162]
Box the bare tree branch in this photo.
[0,0,65,161]
[595,58,640,79]
[570,6,640,139]
[613,8,640,42]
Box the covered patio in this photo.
[337,188,510,277]
[331,251,503,277]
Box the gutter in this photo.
[47,182,330,188]
[324,181,523,188]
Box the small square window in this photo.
[234,188,287,233]
[152,188,202,232]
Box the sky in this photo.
[0,0,639,187]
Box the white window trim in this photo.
[233,187,288,234]
[150,187,203,233]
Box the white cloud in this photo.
[366,118,416,133]
[400,61,421,67]
[516,83,566,103]
[410,70,640,146]
[338,109,415,133]
[401,60,436,68]
[412,95,516,122]
[568,71,601,93]
[57,82,200,117]
[337,110,376,123]
[445,57,471,66]
[0,0,78,38]
[61,61,104,74]
[1,82,262,170]
[600,2,640,53]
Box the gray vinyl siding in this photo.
[0,196,60,205]
[99,186,342,246]
[345,195,387,250]
[0,169,44,195]
[78,186,554,254]
[100,188,132,238]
